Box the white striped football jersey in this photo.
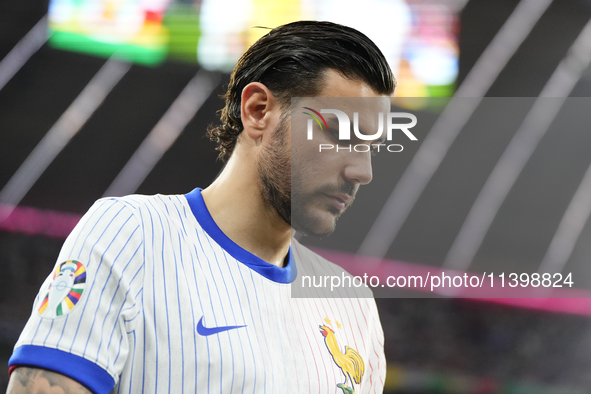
[9,188,386,393]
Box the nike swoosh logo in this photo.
[196,316,246,336]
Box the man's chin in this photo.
[292,211,337,238]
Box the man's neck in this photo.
[200,157,291,268]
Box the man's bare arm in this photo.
[6,367,92,394]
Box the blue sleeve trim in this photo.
[185,188,297,283]
[9,345,115,394]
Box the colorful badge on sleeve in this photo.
[38,260,87,318]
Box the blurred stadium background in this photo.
[3,0,591,392]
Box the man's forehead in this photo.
[294,96,391,117]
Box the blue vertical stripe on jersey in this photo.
[176,235,199,392]
[143,203,156,393]
[55,315,70,348]
[195,232,223,393]
[149,200,172,394]
[168,196,187,236]
[42,320,54,347]
[205,236,240,393]
[29,314,43,346]
[207,235,237,392]
[293,299,318,391]
[173,196,189,236]
[233,253,266,394]
[112,331,124,367]
[158,196,178,394]
[127,331,137,394]
[278,287,292,377]
[260,270,286,388]
[248,269,271,393]
[174,198,196,391]
[178,233,197,393]
[286,294,311,391]
[166,212,185,394]
[220,253,248,392]
[188,247,204,391]
[127,198,147,394]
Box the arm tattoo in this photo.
[6,367,93,394]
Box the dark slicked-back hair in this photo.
[207,20,396,160]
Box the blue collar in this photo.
[184,188,296,284]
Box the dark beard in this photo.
[257,116,356,237]
[291,180,356,237]
[257,119,291,225]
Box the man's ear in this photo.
[241,82,278,143]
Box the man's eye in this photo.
[327,128,339,140]
[327,128,348,145]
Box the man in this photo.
[7,21,395,393]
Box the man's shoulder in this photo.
[91,193,188,216]
[79,193,194,236]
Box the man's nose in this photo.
[343,151,373,185]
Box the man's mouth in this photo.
[323,193,352,211]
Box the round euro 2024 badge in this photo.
[38,260,87,318]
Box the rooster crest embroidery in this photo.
[319,322,365,394]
